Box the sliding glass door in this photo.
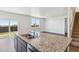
[31,18,40,37]
[0,19,9,38]
[10,20,18,32]
[0,19,18,39]
[9,20,18,39]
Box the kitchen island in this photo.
[14,32,71,52]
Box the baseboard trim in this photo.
[42,31,66,36]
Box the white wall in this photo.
[0,7,45,18]
[75,7,79,12]
[0,11,46,34]
[18,16,31,34]
[40,7,67,17]
[0,11,31,34]
[0,7,68,35]
[40,18,45,31]
[44,16,66,35]
[30,17,45,32]
[0,7,68,18]
[0,7,30,15]
[19,16,45,34]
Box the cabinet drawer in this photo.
[27,44,39,52]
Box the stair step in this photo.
[72,32,79,35]
[74,24,79,26]
[73,28,79,30]
[74,26,79,29]
[74,28,79,30]
[73,29,79,31]
[73,25,79,28]
[72,35,79,38]
[72,38,79,42]
[74,26,79,28]
[75,22,79,24]
[71,41,79,47]
[73,31,79,33]
[70,45,79,52]
[73,29,79,32]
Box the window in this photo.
[0,19,18,32]
[10,20,18,32]
[0,19,9,26]
[31,18,40,37]
[31,18,40,28]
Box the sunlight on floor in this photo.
[0,32,16,39]
[0,32,16,52]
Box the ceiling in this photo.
[0,7,68,18]
[40,7,67,17]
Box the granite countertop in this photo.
[16,33,71,52]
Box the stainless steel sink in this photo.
[21,34,35,39]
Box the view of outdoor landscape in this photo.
[0,19,18,38]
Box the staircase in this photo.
[70,12,79,52]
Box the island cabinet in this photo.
[14,36,18,52]
[27,44,40,52]
[17,37,27,52]
[14,36,27,52]
[14,35,39,52]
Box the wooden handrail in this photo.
[70,8,76,37]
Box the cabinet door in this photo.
[14,36,18,52]
[18,42,27,52]
[18,38,27,52]
[21,45,27,52]
[17,41,22,52]
[27,44,39,52]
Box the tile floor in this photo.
[0,37,15,52]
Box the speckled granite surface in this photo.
[17,33,71,52]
